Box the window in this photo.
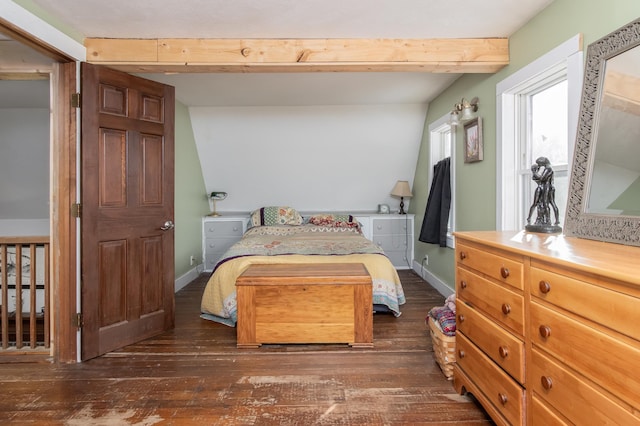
[428,113,455,247]
[497,35,583,231]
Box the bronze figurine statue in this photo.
[525,157,562,234]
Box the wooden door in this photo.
[80,63,175,360]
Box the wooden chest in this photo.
[235,263,373,348]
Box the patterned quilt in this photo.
[200,224,406,326]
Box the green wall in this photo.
[609,176,640,215]
[174,102,210,279]
[410,0,640,291]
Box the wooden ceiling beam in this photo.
[85,38,509,73]
[603,71,640,116]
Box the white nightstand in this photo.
[202,214,248,271]
[369,214,414,269]
[354,214,412,269]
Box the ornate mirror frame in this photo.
[564,18,640,246]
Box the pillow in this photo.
[306,213,360,230]
[249,206,303,227]
[306,213,357,226]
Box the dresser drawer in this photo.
[457,301,525,384]
[531,265,640,342]
[530,396,569,426]
[456,242,523,291]
[457,267,524,336]
[530,301,640,410]
[456,333,525,425]
[531,348,639,425]
[203,220,244,237]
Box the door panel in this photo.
[99,240,127,326]
[141,134,164,204]
[100,129,127,206]
[81,63,175,360]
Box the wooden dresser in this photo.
[453,231,640,425]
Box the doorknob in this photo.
[160,220,175,231]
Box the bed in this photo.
[200,207,406,327]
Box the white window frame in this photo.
[496,35,583,231]
[428,113,456,248]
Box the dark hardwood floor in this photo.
[0,270,491,425]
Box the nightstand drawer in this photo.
[372,234,408,251]
[457,267,524,336]
[204,237,241,270]
[372,218,411,235]
[530,301,640,409]
[383,250,410,268]
[205,254,223,270]
[204,220,244,237]
[457,242,523,291]
[531,348,638,425]
[204,236,238,253]
[457,301,525,384]
[456,332,525,425]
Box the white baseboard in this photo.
[412,260,454,298]
[174,266,202,292]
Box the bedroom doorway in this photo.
[0,31,54,356]
[1,24,179,361]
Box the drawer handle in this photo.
[539,325,552,338]
[459,251,467,260]
[539,280,551,294]
[458,314,466,323]
[498,346,509,358]
[500,267,510,279]
[498,393,508,405]
[541,376,553,391]
[460,281,468,289]
[457,349,466,359]
[501,303,511,315]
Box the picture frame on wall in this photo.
[463,117,483,163]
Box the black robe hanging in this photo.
[419,157,451,247]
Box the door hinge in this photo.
[71,203,82,218]
[73,313,83,328]
[71,92,81,108]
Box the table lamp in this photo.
[390,180,413,214]
[209,191,228,216]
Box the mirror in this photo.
[565,18,640,246]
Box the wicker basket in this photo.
[427,316,456,380]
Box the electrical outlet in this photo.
[190,255,196,266]
[423,254,429,265]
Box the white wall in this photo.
[0,108,50,236]
[190,104,427,213]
